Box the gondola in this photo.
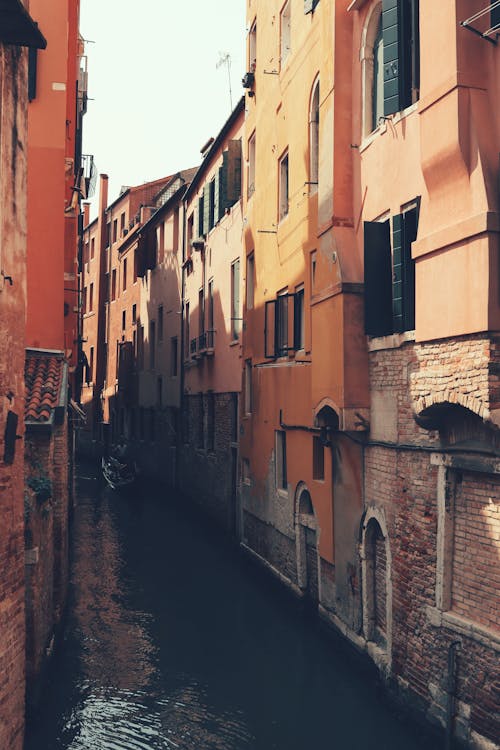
[101,455,136,490]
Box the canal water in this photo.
[25,463,440,750]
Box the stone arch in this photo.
[360,1,383,139]
[295,482,320,605]
[360,506,392,667]
[414,393,488,429]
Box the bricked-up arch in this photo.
[295,483,319,605]
[360,1,383,138]
[360,507,392,668]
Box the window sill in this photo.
[360,102,418,153]
[230,338,240,347]
[367,330,415,352]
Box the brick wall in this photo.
[452,471,499,633]
[243,510,298,586]
[0,44,28,750]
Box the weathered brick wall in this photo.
[374,528,386,635]
[366,338,500,746]
[243,511,298,586]
[178,393,236,531]
[0,44,28,750]
[451,472,499,633]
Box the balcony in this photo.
[198,329,215,356]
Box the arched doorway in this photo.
[295,485,319,606]
[361,509,392,661]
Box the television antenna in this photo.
[216,52,233,112]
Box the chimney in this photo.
[83,202,90,228]
[98,174,109,220]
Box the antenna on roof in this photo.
[216,52,233,113]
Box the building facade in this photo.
[180,99,244,531]
[0,4,46,748]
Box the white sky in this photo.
[79,0,247,219]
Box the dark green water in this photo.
[25,464,439,750]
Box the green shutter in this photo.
[197,195,204,238]
[203,184,211,235]
[215,152,228,222]
[392,213,404,332]
[364,220,393,337]
[382,0,400,116]
[402,206,417,332]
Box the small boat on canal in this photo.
[101,455,136,490]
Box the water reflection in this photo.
[25,465,439,750]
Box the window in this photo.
[105,221,111,248]
[278,150,289,221]
[158,305,163,342]
[313,436,324,480]
[84,241,89,265]
[246,253,255,310]
[89,283,94,312]
[120,212,125,236]
[113,218,118,244]
[197,194,204,238]
[275,430,287,490]
[133,249,137,283]
[82,286,87,314]
[132,304,137,324]
[139,407,145,440]
[171,337,178,376]
[372,14,384,131]
[90,237,95,259]
[277,289,288,356]
[364,201,419,337]
[294,285,305,350]
[207,279,214,348]
[311,250,317,291]
[209,180,215,232]
[157,376,163,407]
[111,269,117,301]
[382,0,420,116]
[149,321,156,369]
[245,359,252,415]
[231,259,241,340]
[89,347,94,383]
[198,288,205,342]
[185,302,190,358]
[122,310,126,331]
[309,79,319,192]
[149,408,156,442]
[242,458,251,485]
[249,19,257,71]
[123,258,127,291]
[280,1,291,66]
[247,131,256,198]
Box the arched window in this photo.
[361,2,383,138]
[361,509,392,664]
[309,78,319,193]
[372,15,384,132]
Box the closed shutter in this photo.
[382,0,400,116]
[265,300,277,358]
[215,152,228,222]
[197,195,204,238]
[364,220,392,337]
[227,139,242,205]
[203,183,211,236]
[392,213,404,332]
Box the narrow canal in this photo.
[25,463,440,750]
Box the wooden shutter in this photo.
[226,139,242,205]
[364,220,392,337]
[3,411,19,464]
[197,195,204,238]
[265,300,277,358]
[203,183,211,236]
[382,0,400,116]
[392,213,404,332]
[215,152,228,222]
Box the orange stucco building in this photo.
[239,1,499,747]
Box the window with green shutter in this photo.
[203,183,211,236]
[197,195,204,238]
[364,220,393,337]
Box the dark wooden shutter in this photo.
[3,411,19,464]
[215,152,228,222]
[197,195,204,238]
[293,288,304,350]
[203,184,211,236]
[304,0,319,13]
[364,220,392,337]
[382,0,400,116]
[392,213,404,332]
[265,300,277,358]
[28,47,37,101]
[402,206,417,332]
[226,139,242,205]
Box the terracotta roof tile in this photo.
[25,351,65,425]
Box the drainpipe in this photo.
[445,640,461,750]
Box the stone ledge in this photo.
[426,607,500,652]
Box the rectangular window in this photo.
[246,253,255,310]
[149,321,156,369]
[231,259,241,340]
[89,283,94,312]
[133,249,137,283]
[313,436,325,480]
[90,237,95,259]
[150,408,156,442]
[207,392,215,451]
[111,269,117,301]
[276,289,289,355]
[113,218,118,244]
[248,131,256,198]
[132,304,137,324]
[171,336,178,376]
[122,310,126,331]
[294,285,305,350]
[382,0,420,116]
[249,19,257,71]
[82,286,87,314]
[208,279,214,332]
[158,305,163,342]
[84,241,89,265]
[278,150,289,221]
[198,195,204,238]
[120,212,126,236]
[123,258,127,291]
[89,346,94,383]
[311,250,317,291]
[187,212,194,255]
[185,302,190,358]
[280,0,291,65]
[198,288,205,340]
[275,430,287,490]
[209,179,216,231]
[105,221,111,248]
[245,359,252,415]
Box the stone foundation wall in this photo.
[242,510,298,587]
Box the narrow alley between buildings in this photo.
[25,464,440,750]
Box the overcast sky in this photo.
[80,0,246,219]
